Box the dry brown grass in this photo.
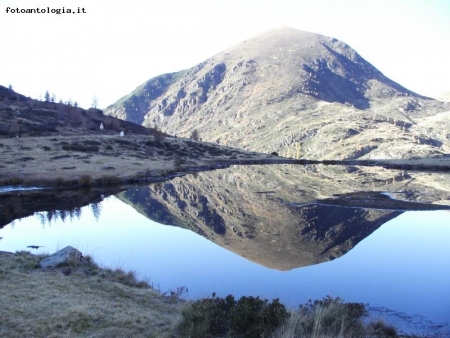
[1,133,449,190]
[271,298,367,338]
[0,134,275,188]
[0,251,186,337]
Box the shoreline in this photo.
[2,155,449,191]
[1,132,449,191]
[0,249,448,337]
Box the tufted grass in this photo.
[0,251,186,338]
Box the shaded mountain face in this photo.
[105,28,450,160]
[0,85,153,137]
[117,164,450,270]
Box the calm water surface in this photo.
[1,196,449,324]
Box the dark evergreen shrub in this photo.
[178,294,289,338]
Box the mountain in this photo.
[105,28,450,160]
[0,85,153,137]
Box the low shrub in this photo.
[78,175,92,187]
[114,139,133,145]
[51,154,72,160]
[174,157,185,168]
[165,285,189,300]
[178,294,289,338]
[100,268,150,289]
[18,156,34,162]
[1,176,24,186]
[53,177,65,187]
[101,166,115,170]
[62,143,99,152]
[366,319,398,337]
[83,140,101,146]
[95,175,122,186]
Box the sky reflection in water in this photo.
[0,197,449,324]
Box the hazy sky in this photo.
[1,0,449,109]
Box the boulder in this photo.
[39,246,85,268]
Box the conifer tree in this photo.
[190,129,200,141]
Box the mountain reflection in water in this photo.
[1,164,449,323]
[120,187,402,270]
[117,164,450,270]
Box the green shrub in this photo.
[178,294,289,338]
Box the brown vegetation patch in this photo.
[0,251,185,338]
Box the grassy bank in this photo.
[0,134,279,189]
[0,251,185,337]
[2,133,449,190]
[0,250,412,337]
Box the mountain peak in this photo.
[105,29,449,160]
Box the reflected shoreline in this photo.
[3,164,448,271]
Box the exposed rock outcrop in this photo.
[39,246,85,268]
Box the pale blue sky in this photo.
[1,0,449,108]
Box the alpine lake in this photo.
[1,164,449,327]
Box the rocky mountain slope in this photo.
[105,28,450,161]
[0,85,153,137]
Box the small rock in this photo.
[39,246,85,268]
